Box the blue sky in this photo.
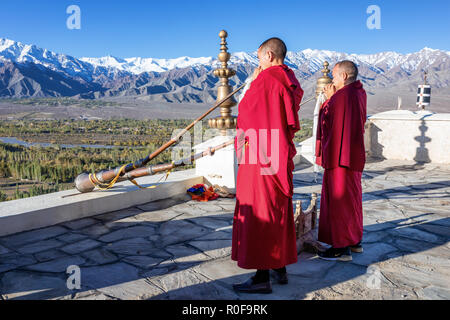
[1,0,449,58]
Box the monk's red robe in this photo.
[315,80,367,248]
[232,64,303,269]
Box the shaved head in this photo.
[258,37,287,61]
[335,60,358,81]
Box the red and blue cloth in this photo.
[187,184,219,202]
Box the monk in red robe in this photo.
[315,60,367,261]
[232,38,304,293]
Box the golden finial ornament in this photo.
[208,30,237,135]
[315,61,332,98]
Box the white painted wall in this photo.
[366,110,450,163]
[194,135,238,191]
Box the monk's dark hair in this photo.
[336,60,359,81]
[259,37,287,60]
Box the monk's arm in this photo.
[281,86,300,133]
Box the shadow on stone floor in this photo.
[147,215,449,300]
[295,162,450,202]
[365,163,427,173]
[364,181,450,200]
[0,194,235,299]
[292,167,385,189]
[1,164,449,300]
[1,210,448,300]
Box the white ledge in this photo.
[369,110,450,121]
[0,169,203,237]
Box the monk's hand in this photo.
[252,66,262,81]
[323,83,336,100]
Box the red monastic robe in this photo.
[232,64,303,269]
[315,80,367,248]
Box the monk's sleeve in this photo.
[234,119,239,155]
[339,94,352,168]
[282,86,300,134]
[339,91,366,170]
[330,92,353,169]
[234,120,245,165]
[315,99,330,166]
[325,94,345,169]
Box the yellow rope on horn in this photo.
[129,162,175,189]
[89,164,127,190]
[89,161,176,191]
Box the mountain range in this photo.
[0,38,449,107]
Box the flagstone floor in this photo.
[0,159,449,300]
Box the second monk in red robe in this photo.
[232,38,304,294]
[315,60,367,262]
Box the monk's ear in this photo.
[267,51,274,62]
[342,71,349,81]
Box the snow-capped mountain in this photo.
[0,37,449,102]
[82,47,450,76]
[0,38,131,83]
[0,38,95,81]
[81,55,215,74]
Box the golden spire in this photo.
[208,30,237,135]
[316,61,332,98]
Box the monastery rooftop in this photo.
[0,159,449,300]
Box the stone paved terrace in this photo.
[0,159,449,300]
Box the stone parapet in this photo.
[0,169,202,237]
[366,110,450,163]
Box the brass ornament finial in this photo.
[219,30,227,38]
[208,30,237,135]
[315,61,332,98]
